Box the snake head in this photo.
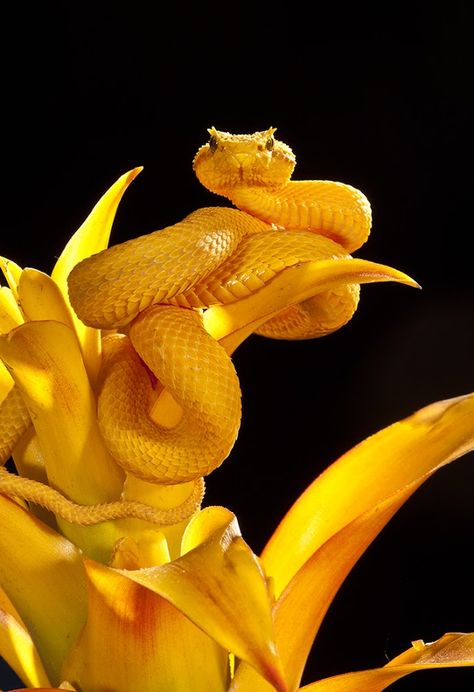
[193,127,296,194]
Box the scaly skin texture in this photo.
[0,128,374,523]
[98,308,241,484]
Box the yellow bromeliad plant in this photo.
[0,155,473,691]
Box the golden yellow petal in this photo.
[0,586,51,688]
[203,257,418,354]
[123,506,286,691]
[300,633,474,691]
[0,496,87,685]
[0,320,125,559]
[51,168,142,383]
[262,393,474,599]
[61,559,230,692]
[232,394,474,690]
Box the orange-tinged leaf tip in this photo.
[62,559,229,691]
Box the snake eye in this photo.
[208,135,218,153]
[265,135,275,151]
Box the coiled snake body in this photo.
[67,127,371,484]
[1,128,393,523]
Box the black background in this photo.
[1,3,473,690]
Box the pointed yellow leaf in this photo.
[0,495,87,685]
[11,427,47,485]
[231,394,474,690]
[0,585,51,688]
[62,559,230,692]
[301,633,474,691]
[123,506,287,691]
[51,168,142,383]
[204,258,418,354]
[52,168,143,288]
[262,393,474,599]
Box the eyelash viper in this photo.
[0,127,411,524]
[66,127,371,486]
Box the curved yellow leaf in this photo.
[269,394,474,687]
[18,269,75,330]
[62,559,229,692]
[262,393,474,599]
[12,428,56,528]
[0,496,86,685]
[0,586,51,688]
[232,394,474,690]
[51,168,142,383]
[0,286,23,333]
[0,320,123,502]
[123,506,286,691]
[204,258,418,354]
[230,489,414,692]
[52,168,143,288]
[301,633,474,691]
[0,320,125,559]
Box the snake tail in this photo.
[0,468,205,526]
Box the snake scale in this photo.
[0,128,395,524]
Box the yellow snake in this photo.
[0,127,393,524]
